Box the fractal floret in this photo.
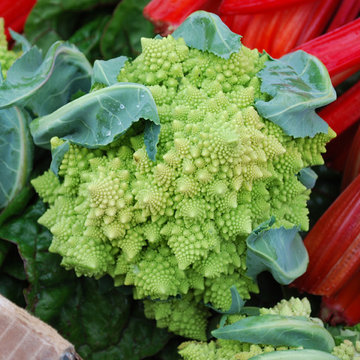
[179,297,360,360]
[32,14,335,340]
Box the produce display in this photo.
[0,1,359,359]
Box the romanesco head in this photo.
[32,33,335,339]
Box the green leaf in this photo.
[9,30,31,53]
[208,286,245,315]
[249,349,341,359]
[92,56,128,87]
[0,200,75,319]
[0,41,92,116]
[212,314,335,353]
[298,168,318,189]
[172,11,241,59]
[30,83,161,161]
[100,0,154,59]
[50,141,70,176]
[255,50,336,138]
[24,0,118,54]
[0,107,34,209]
[68,15,112,62]
[246,225,308,285]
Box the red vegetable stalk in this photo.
[143,0,222,35]
[218,0,314,14]
[320,270,360,325]
[327,0,360,32]
[318,80,360,136]
[295,18,360,86]
[342,123,360,189]
[0,0,37,40]
[293,173,360,297]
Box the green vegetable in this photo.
[30,11,335,339]
[179,297,359,360]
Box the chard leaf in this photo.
[0,41,92,116]
[172,11,241,59]
[92,56,128,87]
[100,0,154,59]
[29,83,160,161]
[298,167,318,189]
[0,107,33,209]
[249,349,340,359]
[212,314,335,353]
[255,50,336,138]
[246,225,308,285]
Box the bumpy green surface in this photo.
[179,298,360,360]
[0,19,18,77]
[179,297,309,359]
[32,35,335,339]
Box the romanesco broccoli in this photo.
[32,32,335,339]
[179,297,360,360]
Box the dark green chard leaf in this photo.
[298,167,318,189]
[0,107,33,209]
[100,0,154,59]
[249,349,340,359]
[68,15,112,61]
[212,314,335,353]
[0,201,75,319]
[30,83,161,161]
[255,50,336,138]
[172,11,241,59]
[92,56,128,87]
[0,41,92,116]
[24,0,118,54]
[246,224,308,285]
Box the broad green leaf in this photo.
[0,107,33,209]
[172,11,241,59]
[30,83,161,161]
[24,0,118,54]
[68,15,111,61]
[100,0,154,59]
[249,349,340,359]
[0,41,92,116]
[92,56,128,87]
[0,201,74,318]
[212,314,335,353]
[255,50,336,138]
[246,225,308,285]
[298,167,318,189]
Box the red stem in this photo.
[269,1,317,57]
[222,14,253,40]
[318,80,360,136]
[293,174,360,296]
[320,270,360,326]
[327,0,360,32]
[342,123,360,189]
[295,0,341,46]
[219,0,315,15]
[295,18,360,83]
[143,0,222,35]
